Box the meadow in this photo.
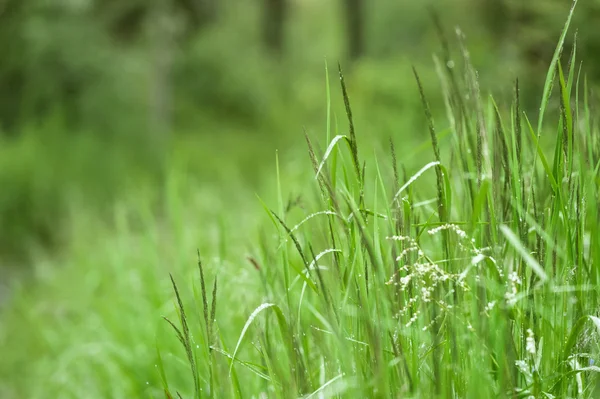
[1,1,600,398]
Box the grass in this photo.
[1,4,600,398]
[160,4,600,398]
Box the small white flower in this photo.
[508,271,522,285]
[427,223,468,239]
[526,329,536,355]
[505,289,517,306]
[505,272,522,306]
[421,287,431,302]
[400,275,411,287]
[396,246,420,262]
[406,311,420,327]
[387,235,413,242]
[515,360,528,370]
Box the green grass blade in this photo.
[500,225,548,283]
[537,0,579,135]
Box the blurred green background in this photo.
[1,0,599,396]
[1,0,599,265]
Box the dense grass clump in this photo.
[160,5,600,398]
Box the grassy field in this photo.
[1,3,600,398]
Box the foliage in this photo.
[155,5,600,397]
[1,1,600,398]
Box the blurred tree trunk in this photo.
[201,0,219,26]
[481,0,510,41]
[344,0,364,61]
[263,0,287,56]
[0,0,29,133]
[149,2,175,137]
[176,0,218,34]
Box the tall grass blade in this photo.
[537,0,579,135]
[338,64,361,182]
[500,225,548,283]
[229,303,291,376]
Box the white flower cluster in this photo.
[386,225,495,332]
[427,223,469,239]
[395,246,424,262]
[484,301,496,314]
[406,310,420,327]
[389,260,458,327]
[387,235,414,242]
[505,271,522,306]
[526,329,536,355]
